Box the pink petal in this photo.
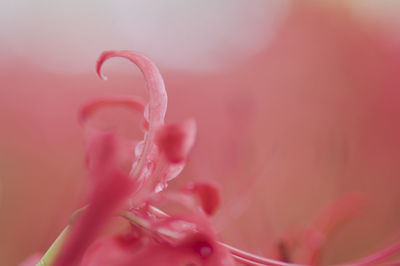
[78,96,146,126]
[55,133,134,266]
[155,119,197,164]
[83,214,234,266]
[96,50,168,185]
[81,234,142,266]
[184,182,221,216]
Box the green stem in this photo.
[36,225,70,266]
[36,205,88,266]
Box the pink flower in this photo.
[7,2,400,266]
[19,48,400,266]
[20,50,235,266]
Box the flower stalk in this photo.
[36,226,70,266]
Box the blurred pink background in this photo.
[1,1,400,265]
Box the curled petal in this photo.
[96,50,167,181]
[96,50,167,125]
[78,96,147,127]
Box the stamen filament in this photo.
[219,242,301,266]
[121,210,180,239]
[231,254,267,266]
[348,240,400,266]
[125,206,299,266]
